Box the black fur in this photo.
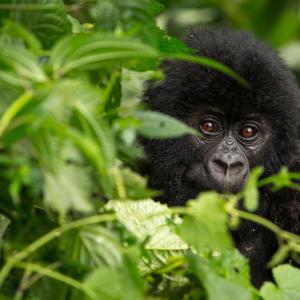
[141,28,300,287]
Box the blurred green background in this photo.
[64,0,300,79]
[158,0,300,79]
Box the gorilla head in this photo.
[142,28,300,206]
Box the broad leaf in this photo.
[107,199,187,250]
[189,254,251,300]
[83,248,145,300]
[136,111,198,139]
[177,192,233,253]
[260,265,300,300]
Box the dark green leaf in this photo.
[136,111,199,139]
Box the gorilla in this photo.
[141,28,300,287]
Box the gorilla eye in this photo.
[239,126,258,140]
[200,121,220,135]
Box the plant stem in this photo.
[169,53,250,87]
[15,262,97,300]
[0,213,115,287]
[228,208,300,244]
[0,4,56,10]
[113,167,127,199]
[0,90,34,138]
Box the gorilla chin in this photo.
[141,27,300,287]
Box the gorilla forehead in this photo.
[160,28,300,122]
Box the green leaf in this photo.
[60,225,122,268]
[136,111,199,139]
[43,163,93,217]
[41,80,101,122]
[12,1,72,49]
[280,42,300,70]
[0,43,47,83]
[83,248,145,300]
[243,166,264,211]
[51,34,160,77]
[189,254,251,300]
[2,20,42,54]
[121,168,160,199]
[107,199,187,250]
[260,282,283,300]
[74,103,116,169]
[271,167,293,191]
[260,265,300,300]
[177,192,233,253]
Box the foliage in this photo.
[0,1,299,299]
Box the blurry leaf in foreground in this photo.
[270,167,294,191]
[51,34,160,77]
[42,79,102,122]
[107,199,187,250]
[83,248,144,300]
[60,225,122,268]
[44,164,93,217]
[136,111,198,139]
[0,43,47,83]
[280,42,300,70]
[14,2,72,49]
[177,192,233,253]
[2,20,42,54]
[243,166,264,211]
[206,249,252,289]
[121,168,160,199]
[189,254,250,300]
[260,264,300,300]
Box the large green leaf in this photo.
[83,248,145,300]
[107,199,187,250]
[189,254,251,300]
[177,192,233,253]
[43,163,93,217]
[260,265,300,300]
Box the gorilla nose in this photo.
[207,154,249,193]
[212,158,244,176]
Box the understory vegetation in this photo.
[0,1,300,299]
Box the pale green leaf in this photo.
[243,166,264,211]
[260,265,300,300]
[107,199,188,250]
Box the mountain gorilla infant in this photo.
[141,28,300,287]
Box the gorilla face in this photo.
[184,106,270,194]
[142,28,300,206]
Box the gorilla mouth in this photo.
[185,162,249,194]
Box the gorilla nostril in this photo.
[212,159,244,175]
[230,161,244,174]
[212,159,229,174]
